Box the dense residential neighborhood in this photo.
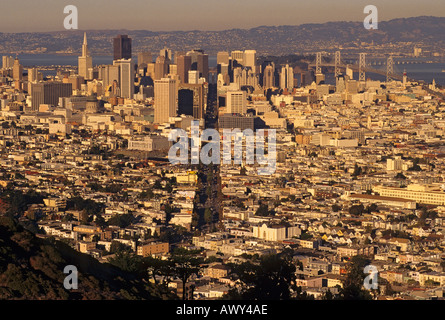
[0,25,445,301]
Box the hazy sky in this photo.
[1,0,444,32]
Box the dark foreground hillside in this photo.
[0,216,175,300]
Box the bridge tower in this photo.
[386,55,394,83]
[359,53,366,82]
[316,52,322,75]
[334,51,341,77]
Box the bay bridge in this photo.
[307,51,444,100]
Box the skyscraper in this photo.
[138,52,152,66]
[31,82,72,111]
[78,33,93,80]
[159,47,172,61]
[243,50,257,70]
[279,64,294,91]
[177,55,191,84]
[113,35,132,60]
[2,56,14,69]
[226,91,247,114]
[217,51,230,65]
[263,64,275,89]
[113,59,134,99]
[178,83,206,120]
[197,54,209,82]
[12,58,23,81]
[154,56,169,80]
[154,78,176,124]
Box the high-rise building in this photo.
[217,51,230,65]
[279,64,294,91]
[154,56,169,80]
[98,65,119,88]
[197,54,209,82]
[113,59,134,99]
[159,47,172,61]
[2,56,14,69]
[78,33,93,80]
[263,65,275,89]
[12,58,23,82]
[231,50,244,65]
[31,82,72,111]
[154,78,176,124]
[138,52,152,66]
[178,83,207,120]
[177,55,191,84]
[169,64,177,76]
[243,50,256,70]
[188,70,199,84]
[226,91,247,114]
[113,35,132,60]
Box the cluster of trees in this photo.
[348,203,379,216]
[109,247,204,300]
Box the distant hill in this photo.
[0,216,174,300]
[0,16,444,56]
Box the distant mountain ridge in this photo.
[0,16,444,56]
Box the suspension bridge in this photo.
[307,51,444,100]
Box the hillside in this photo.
[0,16,443,56]
[0,216,175,300]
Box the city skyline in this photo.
[0,0,443,32]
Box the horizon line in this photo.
[2,15,444,34]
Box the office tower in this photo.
[98,65,119,88]
[154,78,176,124]
[113,35,132,60]
[154,56,169,80]
[159,47,172,61]
[169,64,177,76]
[178,83,206,119]
[78,32,93,80]
[12,58,23,81]
[279,64,294,91]
[177,55,191,84]
[146,63,155,79]
[232,67,242,86]
[263,65,275,89]
[226,91,247,114]
[28,68,39,82]
[31,82,72,111]
[231,50,244,65]
[113,59,134,99]
[186,49,202,65]
[243,50,256,70]
[138,52,152,66]
[65,75,84,91]
[188,70,199,84]
[2,56,14,69]
[197,54,209,82]
[217,63,230,86]
[174,51,186,64]
[217,51,230,65]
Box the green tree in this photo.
[225,252,297,300]
[170,248,203,300]
[339,255,373,300]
